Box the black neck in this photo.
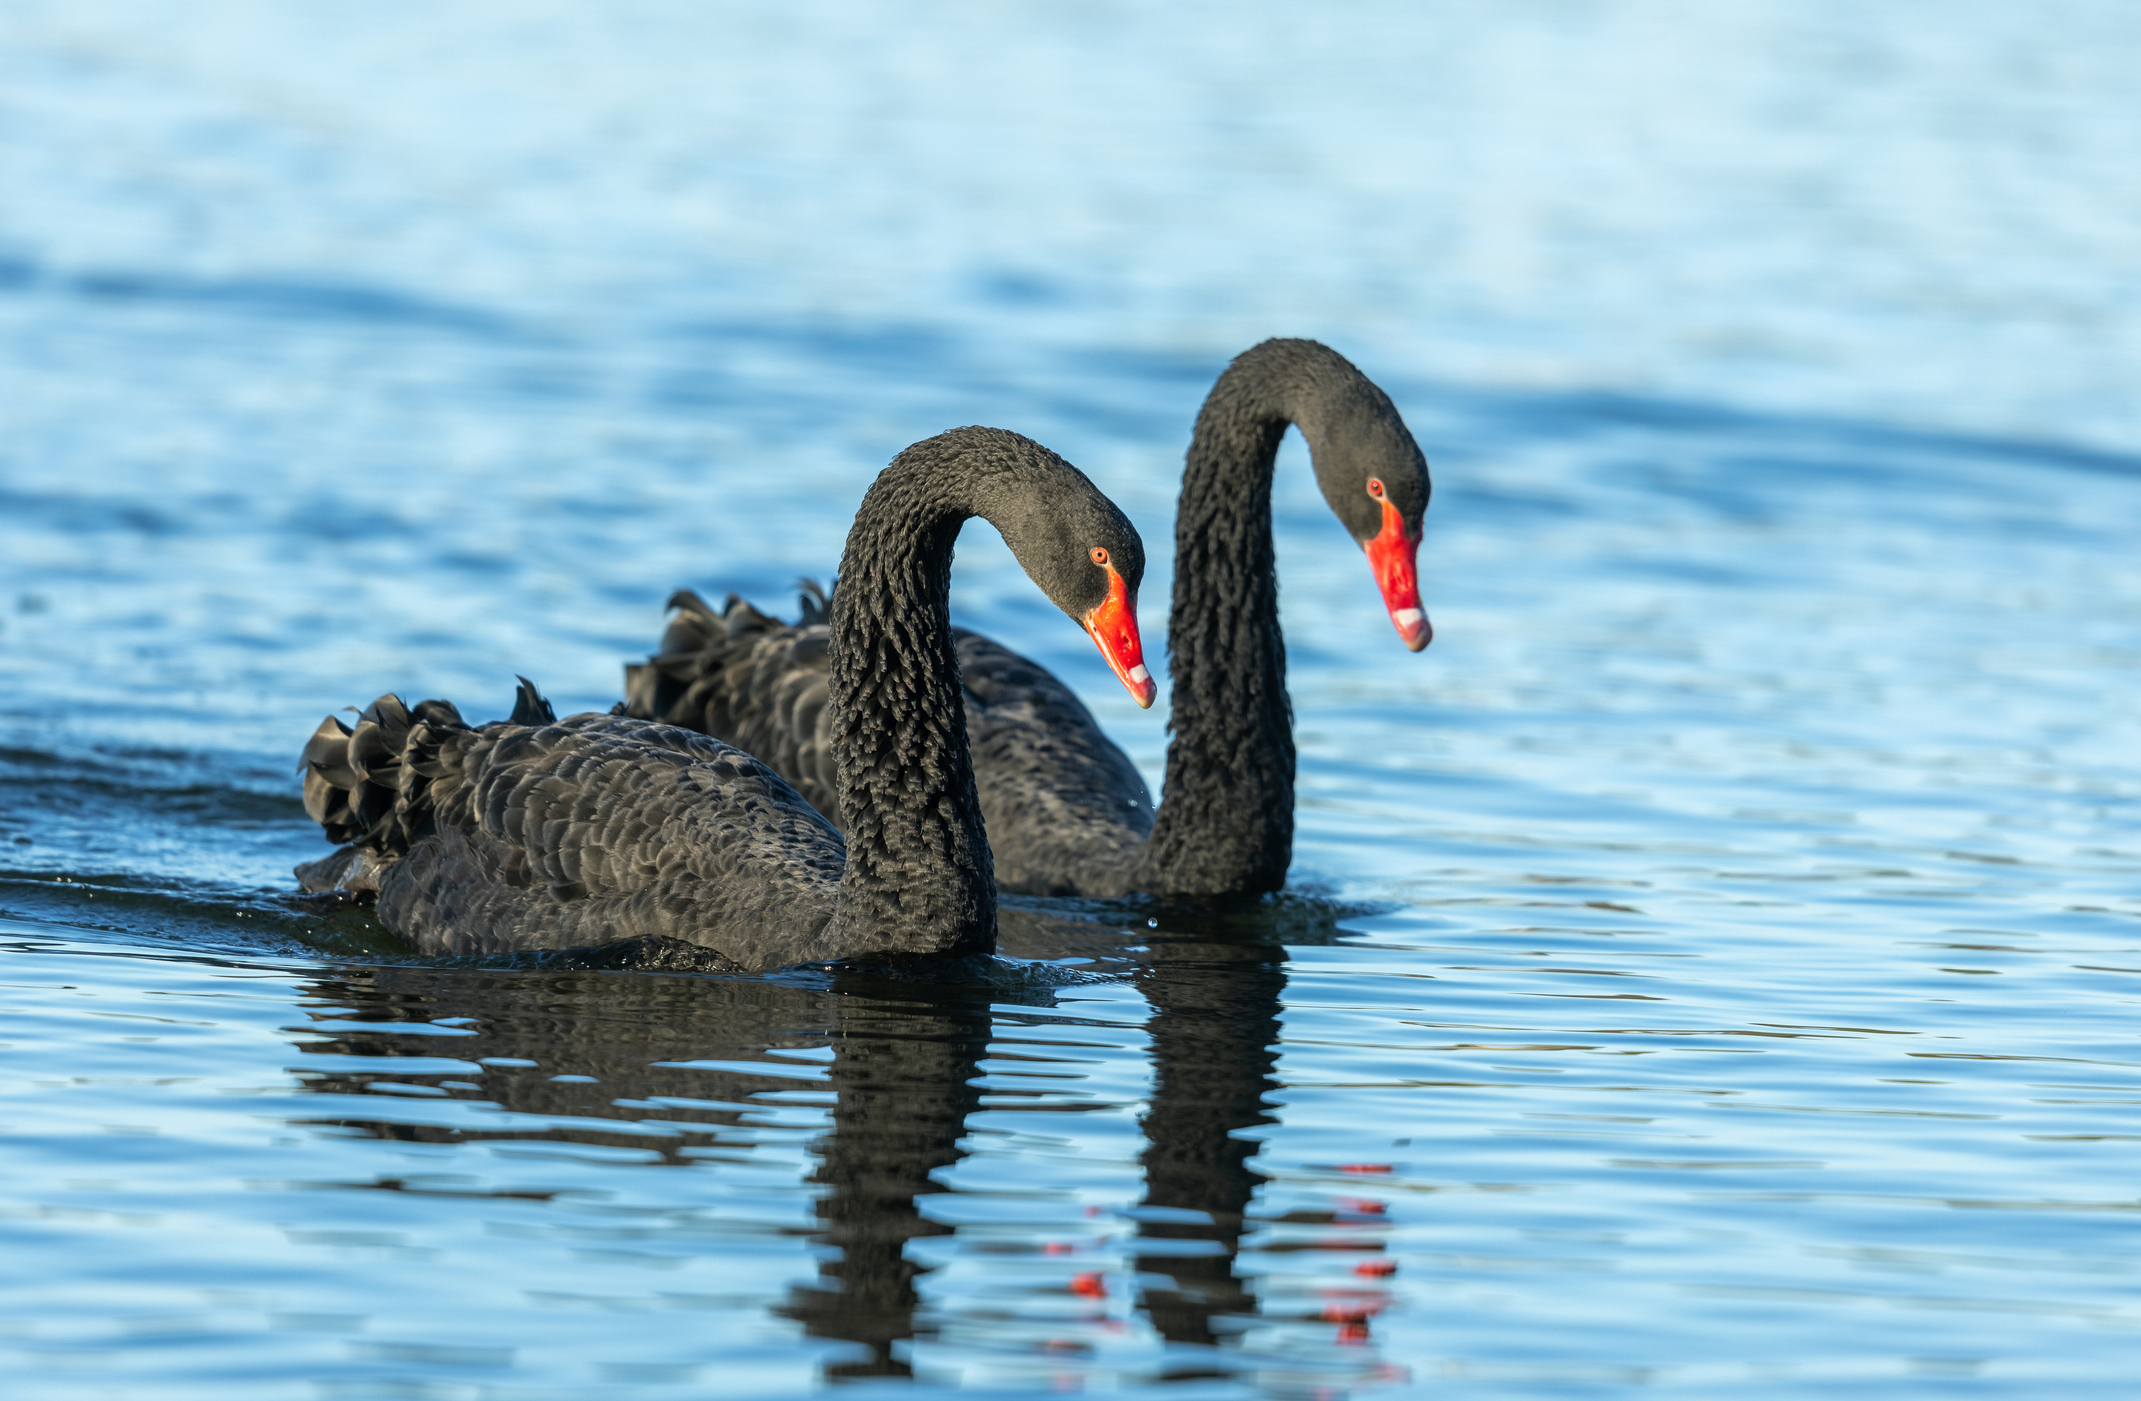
[825,437,1000,957]
[1138,339,1370,895]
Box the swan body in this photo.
[626,339,1432,898]
[296,427,1151,970]
[629,598,1155,896]
[299,688,850,968]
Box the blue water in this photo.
[4,3,2140,1396]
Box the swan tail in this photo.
[509,676,555,727]
[625,581,827,729]
[796,576,832,625]
[296,681,559,887]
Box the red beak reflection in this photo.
[1365,497,1432,651]
[1083,566,1157,708]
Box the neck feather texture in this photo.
[824,441,997,958]
[1136,338,1372,896]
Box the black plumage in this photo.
[295,427,1148,971]
[626,338,1432,898]
[627,597,1155,896]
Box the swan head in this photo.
[975,437,1157,709]
[1307,392,1433,652]
[1048,514,1153,710]
[1076,545,1156,709]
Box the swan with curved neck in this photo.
[1133,337,1428,895]
[295,427,1151,970]
[626,338,1431,899]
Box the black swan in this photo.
[624,338,1431,899]
[292,427,1152,972]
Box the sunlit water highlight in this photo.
[3,4,2140,1397]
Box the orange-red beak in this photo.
[1365,497,1431,651]
[1082,566,1156,708]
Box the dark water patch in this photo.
[0,486,217,538]
[0,868,397,956]
[1007,888,1388,945]
[0,744,301,810]
[20,265,527,341]
[0,759,310,877]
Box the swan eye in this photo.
[1090,547,1110,566]
[1366,478,1386,500]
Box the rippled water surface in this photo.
[4,3,2140,1396]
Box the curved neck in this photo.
[1139,339,1364,895]
[825,447,996,958]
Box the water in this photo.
[3,2,2140,1395]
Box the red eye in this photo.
[1090,547,1110,566]
[1366,478,1386,499]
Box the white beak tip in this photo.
[1392,607,1432,651]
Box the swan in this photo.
[625,339,1431,899]
[293,427,1152,971]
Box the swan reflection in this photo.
[283,899,1395,1391]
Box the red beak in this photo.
[1082,566,1157,708]
[1365,497,1431,651]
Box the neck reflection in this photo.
[777,984,991,1379]
[1133,937,1287,1352]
